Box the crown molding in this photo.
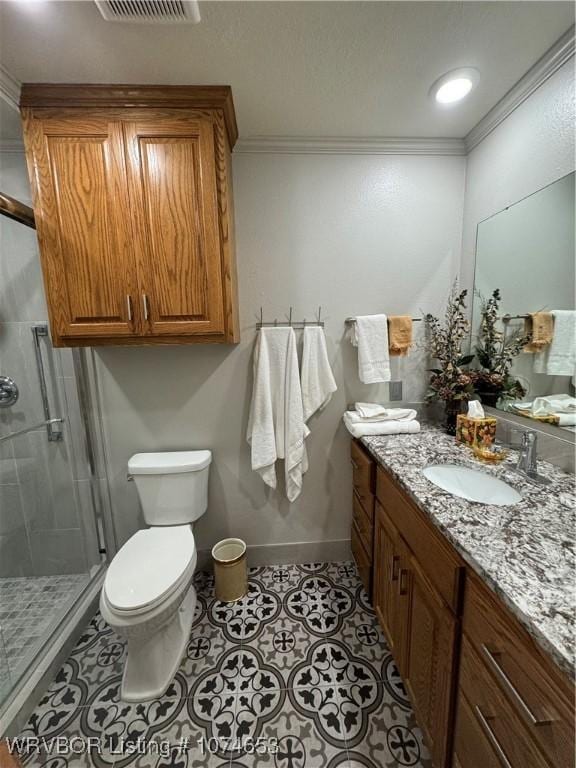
[0,139,25,153]
[235,136,467,156]
[465,25,575,152]
[0,65,21,112]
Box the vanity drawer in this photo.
[463,575,574,768]
[351,519,371,595]
[351,440,375,510]
[454,690,516,768]
[458,636,550,768]
[353,489,373,556]
[376,466,463,611]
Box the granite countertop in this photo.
[361,424,575,680]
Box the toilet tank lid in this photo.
[128,450,212,475]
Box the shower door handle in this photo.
[31,324,63,442]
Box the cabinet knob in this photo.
[142,293,150,321]
[126,295,133,322]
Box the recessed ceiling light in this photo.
[430,68,480,106]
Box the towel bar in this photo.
[256,306,324,329]
[345,316,422,324]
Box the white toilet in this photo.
[100,450,211,702]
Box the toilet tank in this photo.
[128,451,211,526]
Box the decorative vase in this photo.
[444,400,461,435]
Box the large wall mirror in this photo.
[472,171,575,434]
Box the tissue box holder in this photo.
[456,414,497,448]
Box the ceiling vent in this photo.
[95,0,200,24]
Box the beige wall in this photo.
[94,152,467,555]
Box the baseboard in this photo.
[0,569,105,737]
[197,539,352,571]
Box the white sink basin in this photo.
[422,464,522,506]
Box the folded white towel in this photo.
[531,394,576,416]
[346,407,418,424]
[534,310,576,378]
[349,314,391,384]
[343,412,421,438]
[301,326,338,422]
[355,402,388,419]
[247,327,309,502]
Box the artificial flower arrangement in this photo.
[425,285,529,433]
[470,289,529,407]
[424,283,475,433]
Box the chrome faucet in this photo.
[511,428,551,485]
[516,430,538,476]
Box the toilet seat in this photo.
[104,526,196,615]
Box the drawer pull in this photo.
[398,568,409,596]
[475,707,513,768]
[391,555,400,581]
[351,458,359,470]
[126,294,133,322]
[482,645,551,727]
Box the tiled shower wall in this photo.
[0,150,100,577]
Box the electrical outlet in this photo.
[389,381,403,401]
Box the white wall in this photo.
[95,153,467,555]
[460,59,576,293]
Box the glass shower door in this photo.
[0,192,107,714]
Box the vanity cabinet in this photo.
[453,574,574,768]
[373,472,462,768]
[20,85,239,347]
[350,440,376,596]
[351,440,575,768]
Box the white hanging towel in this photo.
[546,311,576,377]
[247,327,309,502]
[348,314,391,383]
[301,326,338,421]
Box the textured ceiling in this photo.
[0,1,573,139]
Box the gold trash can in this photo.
[212,538,248,602]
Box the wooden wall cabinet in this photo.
[20,85,239,347]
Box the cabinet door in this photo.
[373,502,404,662]
[403,554,457,768]
[124,113,225,337]
[22,110,138,343]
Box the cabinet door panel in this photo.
[22,111,137,342]
[404,554,457,768]
[374,502,405,663]
[124,115,224,336]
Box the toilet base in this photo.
[120,584,196,702]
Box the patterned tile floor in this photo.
[13,562,431,768]
[0,574,90,695]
